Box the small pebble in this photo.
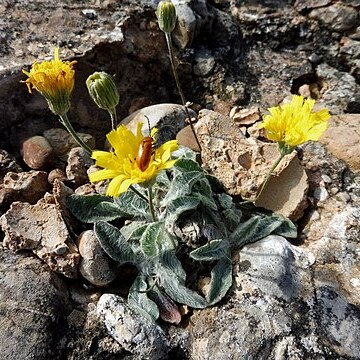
[48,168,67,185]
[313,187,329,202]
[321,174,332,183]
[22,135,55,170]
[336,192,351,203]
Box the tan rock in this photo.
[320,114,360,172]
[0,199,79,278]
[176,125,201,152]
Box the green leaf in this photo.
[190,239,230,261]
[230,214,290,248]
[222,208,242,232]
[67,194,125,223]
[159,271,207,309]
[94,221,135,264]
[206,257,232,306]
[173,146,198,161]
[164,196,201,228]
[193,179,217,210]
[114,190,150,218]
[128,275,159,322]
[272,214,298,238]
[175,158,203,172]
[217,193,234,210]
[159,250,186,282]
[140,222,163,257]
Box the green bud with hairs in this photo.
[156,0,177,34]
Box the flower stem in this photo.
[129,185,148,202]
[254,153,285,202]
[148,186,157,222]
[59,113,93,154]
[164,32,202,152]
[109,109,117,131]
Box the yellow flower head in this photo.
[260,95,331,152]
[22,48,77,115]
[89,122,179,198]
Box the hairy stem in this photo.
[129,185,148,202]
[109,109,117,131]
[148,186,157,222]
[59,113,93,154]
[165,32,202,152]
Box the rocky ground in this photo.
[0,0,359,359]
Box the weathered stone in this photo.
[193,49,215,76]
[319,114,360,172]
[43,128,95,161]
[121,103,195,145]
[0,248,70,360]
[231,106,261,125]
[3,170,48,204]
[309,3,360,32]
[97,294,169,359]
[0,149,22,181]
[187,235,360,359]
[48,168,67,185]
[0,199,80,278]
[0,187,20,216]
[21,135,55,170]
[66,147,93,187]
[77,230,120,287]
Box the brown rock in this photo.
[255,156,309,221]
[176,125,201,152]
[77,230,119,286]
[128,97,151,115]
[319,114,360,172]
[0,188,20,215]
[48,168,67,185]
[232,106,261,126]
[3,170,49,204]
[21,135,55,170]
[0,199,80,278]
[66,147,93,187]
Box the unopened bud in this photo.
[156,0,177,34]
[86,72,119,113]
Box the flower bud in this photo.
[86,72,119,113]
[156,0,177,34]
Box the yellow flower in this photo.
[260,95,331,151]
[22,48,77,115]
[89,122,179,198]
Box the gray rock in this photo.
[0,149,22,181]
[66,147,93,187]
[0,198,80,278]
[77,230,120,287]
[97,294,169,359]
[317,63,360,115]
[21,135,55,170]
[122,103,195,145]
[3,170,48,204]
[0,248,70,360]
[187,235,360,359]
[194,50,215,77]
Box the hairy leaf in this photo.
[159,250,186,282]
[164,196,201,228]
[94,221,135,264]
[67,194,125,223]
[114,189,150,218]
[272,214,298,238]
[175,158,203,172]
[140,222,163,257]
[206,257,232,306]
[128,275,159,322]
[190,239,230,261]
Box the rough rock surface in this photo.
[77,230,120,287]
[0,149,22,181]
[187,235,360,359]
[0,198,79,278]
[66,147,93,187]
[97,294,170,359]
[0,247,70,360]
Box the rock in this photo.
[0,149,22,181]
[97,294,169,359]
[255,156,309,221]
[77,230,120,287]
[193,49,215,76]
[121,103,195,145]
[128,96,151,115]
[0,248,70,360]
[187,235,360,359]
[0,198,80,278]
[21,135,55,170]
[43,128,95,161]
[309,3,360,32]
[3,170,48,204]
[316,63,359,115]
[319,114,360,172]
[313,185,329,202]
[0,188,20,216]
[65,147,93,187]
[176,125,201,152]
[48,168,67,185]
[231,106,261,126]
